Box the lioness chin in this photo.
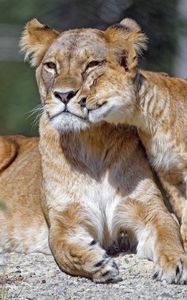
[0,18,187,284]
[72,18,187,252]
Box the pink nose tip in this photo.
[53,90,76,103]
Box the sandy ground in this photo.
[0,252,187,300]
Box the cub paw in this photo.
[153,253,187,284]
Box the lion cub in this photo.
[74,19,187,250]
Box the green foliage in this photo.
[0,201,7,210]
[0,0,62,25]
[125,0,181,73]
[0,62,39,135]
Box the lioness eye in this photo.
[44,62,56,70]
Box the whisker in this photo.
[25,104,44,129]
[25,104,44,118]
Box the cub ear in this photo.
[105,18,148,54]
[105,18,148,74]
[20,19,60,67]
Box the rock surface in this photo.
[0,252,187,300]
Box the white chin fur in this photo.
[88,106,114,123]
[88,98,122,124]
[50,112,89,132]
[88,98,126,124]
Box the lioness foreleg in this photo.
[48,203,120,283]
[114,187,187,284]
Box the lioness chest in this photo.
[44,167,123,246]
[80,172,122,242]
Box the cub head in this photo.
[71,18,147,124]
[20,18,147,132]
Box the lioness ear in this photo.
[20,19,60,67]
[105,18,148,74]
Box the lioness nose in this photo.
[53,90,76,103]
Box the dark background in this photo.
[0,0,186,136]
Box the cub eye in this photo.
[86,60,106,70]
[44,62,56,70]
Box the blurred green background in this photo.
[0,0,186,136]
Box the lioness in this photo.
[72,18,187,252]
[0,19,187,284]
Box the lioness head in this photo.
[20,18,147,131]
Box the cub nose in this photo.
[79,97,87,108]
[53,90,77,103]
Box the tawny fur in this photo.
[74,18,187,252]
[0,136,49,253]
[0,18,187,284]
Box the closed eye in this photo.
[85,59,106,71]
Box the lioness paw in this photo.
[82,242,121,283]
[153,253,187,284]
[92,256,120,283]
[180,223,187,252]
[180,254,187,284]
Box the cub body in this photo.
[74,19,187,250]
